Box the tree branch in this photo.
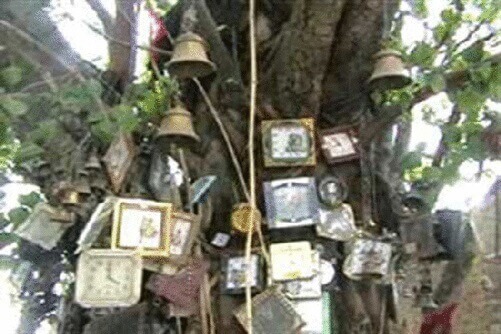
[85,0,114,33]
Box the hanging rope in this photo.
[245,0,258,331]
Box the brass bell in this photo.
[60,187,81,205]
[231,203,261,234]
[85,150,102,171]
[166,32,216,79]
[75,170,92,195]
[156,105,200,144]
[368,49,411,91]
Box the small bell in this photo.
[166,32,216,79]
[85,150,102,171]
[75,170,92,195]
[231,203,261,234]
[368,49,411,91]
[155,104,200,144]
[60,187,81,206]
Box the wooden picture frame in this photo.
[318,125,359,164]
[111,198,172,258]
[168,211,200,265]
[261,118,316,167]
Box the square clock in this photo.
[112,198,172,257]
[220,253,264,295]
[75,249,142,308]
[318,126,359,164]
[261,118,316,167]
[263,177,320,229]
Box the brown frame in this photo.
[168,211,200,265]
[261,118,316,167]
[111,198,172,258]
[318,125,359,164]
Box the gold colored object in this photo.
[112,198,173,258]
[231,203,261,234]
[156,104,200,143]
[261,118,316,168]
[166,32,216,79]
[60,187,81,205]
[368,49,411,91]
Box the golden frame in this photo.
[261,118,316,168]
[111,198,172,258]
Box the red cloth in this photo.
[420,303,458,334]
[148,9,170,63]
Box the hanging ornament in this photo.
[231,203,261,234]
[368,49,411,91]
[102,133,137,194]
[155,104,200,146]
[167,32,216,79]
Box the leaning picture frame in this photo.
[111,198,172,257]
[168,211,200,265]
[318,125,359,164]
[220,253,265,295]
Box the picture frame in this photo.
[261,118,316,167]
[318,125,359,164]
[111,198,172,257]
[220,253,265,295]
[168,212,199,265]
[263,177,319,229]
[282,250,321,299]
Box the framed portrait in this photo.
[263,177,319,229]
[261,118,316,167]
[318,126,359,164]
[168,212,199,265]
[112,198,172,257]
[220,253,264,295]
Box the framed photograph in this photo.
[270,241,314,281]
[282,250,321,299]
[169,212,199,264]
[263,177,319,229]
[261,118,316,167]
[112,198,172,257]
[220,253,264,295]
[318,126,359,164]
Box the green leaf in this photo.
[19,192,42,209]
[414,0,428,17]
[455,87,486,113]
[30,120,63,145]
[90,117,115,144]
[429,73,446,93]
[402,151,424,170]
[0,232,19,245]
[410,42,436,68]
[0,255,17,270]
[8,207,30,227]
[0,97,28,116]
[0,66,23,88]
[440,8,461,25]
[113,105,140,133]
[461,43,486,64]
[13,143,44,163]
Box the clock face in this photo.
[262,119,316,167]
[75,249,142,308]
[318,176,347,207]
[273,184,311,223]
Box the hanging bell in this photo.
[75,170,92,195]
[368,49,411,91]
[85,150,102,171]
[155,105,200,144]
[166,32,216,79]
[60,187,81,205]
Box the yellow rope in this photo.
[245,0,258,331]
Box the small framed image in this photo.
[261,118,316,167]
[169,212,200,264]
[318,126,359,164]
[221,253,264,295]
[282,251,321,299]
[263,177,320,229]
[112,198,172,257]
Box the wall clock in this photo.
[318,126,359,164]
[220,253,264,295]
[261,118,316,167]
[263,177,319,229]
[112,198,172,257]
[75,249,142,308]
